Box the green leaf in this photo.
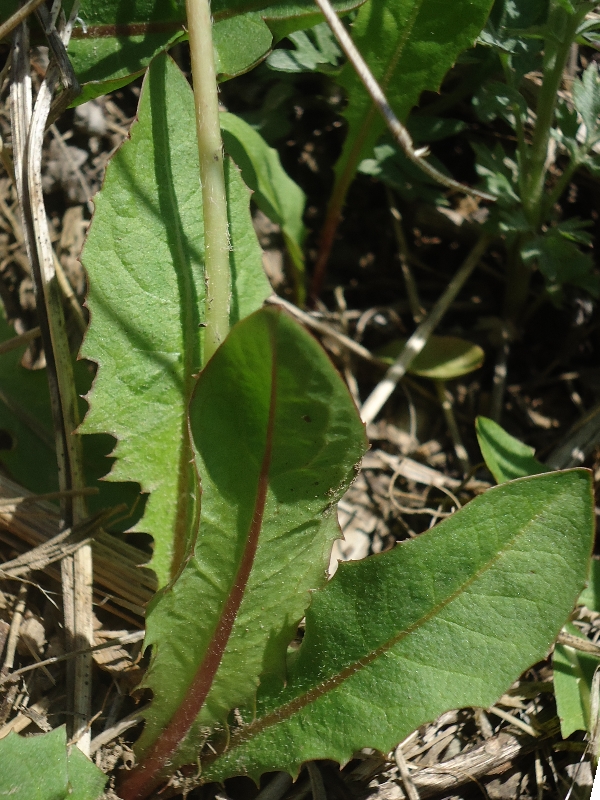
[579,558,600,611]
[481,0,548,57]
[471,140,521,206]
[520,231,600,302]
[473,80,528,127]
[0,314,56,494]
[50,0,364,104]
[67,747,110,800]
[80,54,270,586]
[553,622,600,737]
[0,727,106,800]
[203,469,593,782]
[377,335,484,379]
[358,142,449,204]
[220,111,306,283]
[129,307,366,783]
[406,115,467,144]
[213,15,274,79]
[0,310,140,526]
[330,0,496,212]
[573,63,600,146]
[266,23,342,73]
[67,31,187,106]
[475,416,546,483]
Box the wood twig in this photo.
[395,745,421,800]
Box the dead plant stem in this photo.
[435,380,470,475]
[489,323,511,423]
[360,235,491,424]
[9,4,92,753]
[386,187,424,324]
[0,325,40,355]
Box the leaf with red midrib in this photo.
[120,308,367,798]
[200,470,593,784]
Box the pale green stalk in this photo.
[521,3,588,228]
[186,0,230,360]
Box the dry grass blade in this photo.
[0,473,156,623]
[395,745,422,800]
[0,508,112,579]
[9,2,93,752]
[0,630,145,687]
[408,728,556,798]
[89,704,149,755]
[266,295,379,364]
[0,0,47,43]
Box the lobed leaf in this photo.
[475,416,545,483]
[0,727,107,800]
[558,559,600,736]
[201,470,593,782]
[120,307,367,795]
[329,0,496,213]
[573,63,600,146]
[266,23,342,73]
[80,54,270,586]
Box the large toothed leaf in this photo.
[329,0,495,209]
[80,54,270,586]
[128,308,366,787]
[201,470,593,782]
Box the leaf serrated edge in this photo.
[206,471,593,767]
[118,314,279,800]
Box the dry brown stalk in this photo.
[407,728,556,798]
